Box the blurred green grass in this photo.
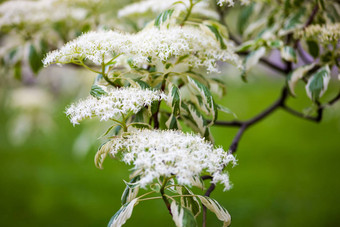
[1,72,340,227]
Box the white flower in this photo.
[0,0,86,28]
[109,129,236,190]
[295,23,340,44]
[43,25,241,73]
[118,0,219,20]
[65,87,167,125]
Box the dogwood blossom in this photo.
[0,0,86,28]
[108,129,236,190]
[43,25,241,73]
[65,87,167,125]
[295,23,340,44]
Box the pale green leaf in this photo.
[94,141,113,169]
[197,196,231,227]
[108,199,139,227]
[281,46,297,63]
[179,187,201,217]
[287,63,316,96]
[305,65,331,101]
[171,201,197,227]
[121,176,140,205]
[90,84,107,98]
[244,47,266,71]
[155,9,174,27]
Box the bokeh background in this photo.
[1,0,340,226]
[1,69,339,227]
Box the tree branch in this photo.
[228,87,288,154]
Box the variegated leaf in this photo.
[121,176,140,205]
[305,65,331,101]
[179,187,201,217]
[244,47,266,71]
[171,201,197,227]
[287,63,316,96]
[108,199,139,227]
[281,46,297,63]
[94,140,113,169]
[197,196,231,227]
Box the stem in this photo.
[160,177,172,216]
[138,196,163,202]
[101,55,116,87]
[152,74,168,129]
[202,183,216,227]
[73,60,101,74]
[180,0,194,26]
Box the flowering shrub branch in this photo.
[1,0,339,226]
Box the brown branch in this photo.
[228,87,289,154]
[202,183,216,227]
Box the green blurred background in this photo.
[1,69,339,227]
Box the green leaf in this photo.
[98,125,117,139]
[205,24,227,49]
[305,65,331,101]
[180,187,201,217]
[187,77,213,111]
[121,176,140,205]
[238,3,254,34]
[170,201,197,227]
[282,8,306,32]
[28,44,43,74]
[108,199,139,227]
[217,104,236,117]
[166,114,179,130]
[170,84,181,115]
[14,61,22,80]
[90,84,107,98]
[196,196,231,227]
[287,63,315,96]
[134,79,150,89]
[236,40,256,52]
[94,141,113,169]
[244,47,266,71]
[306,40,319,58]
[281,46,297,63]
[155,9,174,27]
[151,101,159,115]
[267,40,283,49]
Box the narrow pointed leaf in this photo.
[287,63,315,96]
[281,46,297,63]
[121,176,140,205]
[171,201,197,227]
[305,65,331,101]
[90,84,107,98]
[28,44,43,74]
[108,199,139,227]
[197,196,231,227]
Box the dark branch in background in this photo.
[214,2,289,75]
[228,87,288,153]
[200,3,335,227]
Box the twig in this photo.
[202,183,216,227]
[228,87,288,154]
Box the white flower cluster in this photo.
[66,87,167,125]
[0,0,87,28]
[109,129,236,190]
[217,0,251,7]
[43,25,241,73]
[295,23,340,44]
[118,0,219,20]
